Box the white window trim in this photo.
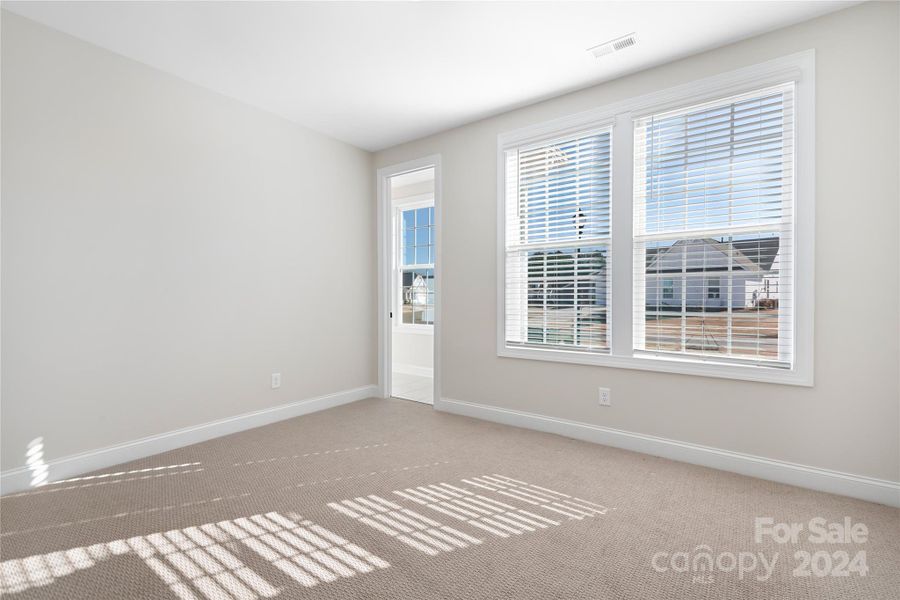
[393,193,435,334]
[496,50,815,386]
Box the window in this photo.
[662,279,675,300]
[502,129,611,353]
[633,84,794,367]
[498,52,813,385]
[398,205,434,326]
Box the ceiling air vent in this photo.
[588,33,637,59]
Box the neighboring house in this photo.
[404,273,428,306]
[643,237,780,311]
[529,236,779,312]
[527,250,606,309]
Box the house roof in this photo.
[646,236,780,274]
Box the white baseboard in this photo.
[393,364,434,378]
[436,397,900,508]
[0,384,378,496]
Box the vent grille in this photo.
[588,33,637,59]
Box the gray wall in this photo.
[1,12,376,471]
[374,3,900,482]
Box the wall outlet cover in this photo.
[598,387,611,406]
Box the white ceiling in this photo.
[3,1,855,151]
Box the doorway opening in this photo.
[377,157,441,405]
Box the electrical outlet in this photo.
[598,387,611,406]
[271,373,282,389]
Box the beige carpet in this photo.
[1,398,897,599]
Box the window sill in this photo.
[497,345,812,387]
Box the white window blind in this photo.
[504,129,611,352]
[632,83,794,367]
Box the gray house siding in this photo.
[590,237,781,310]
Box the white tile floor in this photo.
[391,372,433,404]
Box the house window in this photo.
[398,205,434,326]
[498,53,812,384]
[501,128,611,352]
[634,84,794,367]
[662,279,675,300]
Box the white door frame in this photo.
[376,155,442,405]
